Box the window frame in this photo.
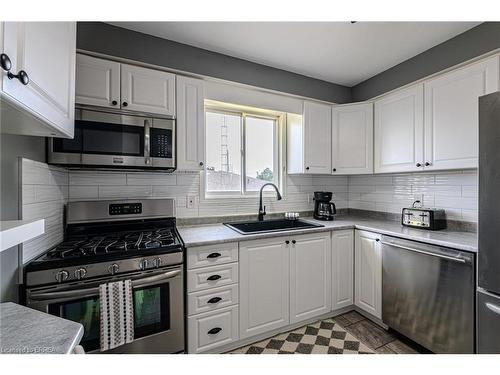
[203,101,285,199]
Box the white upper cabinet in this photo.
[303,100,332,174]
[332,102,373,174]
[121,63,176,116]
[290,232,331,324]
[332,230,354,311]
[374,84,424,173]
[1,22,76,138]
[239,237,289,339]
[176,76,205,170]
[75,55,176,118]
[423,56,499,171]
[354,230,382,319]
[75,54,120,109]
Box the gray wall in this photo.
[352,22,500,101]
[0,134,45,302]
[76,22,352,104]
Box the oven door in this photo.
[26,267,184,354]
[49,109,152,168]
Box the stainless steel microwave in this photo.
[48,108,176,171]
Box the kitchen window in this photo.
[204,101,284,197]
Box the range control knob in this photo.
[152,257,162,268]
[55,270,69,283]
[108,263,120,275]
[139,259,149,270]
[74,267,87,280]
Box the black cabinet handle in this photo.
[292,240,296,244]
[306,167,310,170]
[425,162,431,166]
[207,274,221,281]
[416,163,422,167]
[207,327,222,335]
[376,238,380,242]
[199,161,204,166]
[112,100,118,106]
[122,101,128,107]
[332,168,336,172]
[8,70,29,85]
[285,240,290,244]
[207,297,222,304]
[207,252,221,259]
[1,53,12,71]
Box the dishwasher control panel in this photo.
[401,207,446,230]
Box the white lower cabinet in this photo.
[188,284,239,316]
[290,232,331,323]
[332,230,354,310]
[187,305,239,354]
[354,230,382,319]
[239,236,290,339]
[187,242,239,353]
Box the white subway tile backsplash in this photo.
[348,169,478,222]
[69,186,99,200]
[98,185,153,199]
[21,159,68,263]
[69,171,126,185]
[126,173,177,186]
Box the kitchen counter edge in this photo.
[178,216,478,253]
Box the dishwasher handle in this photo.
[380,237,473,265]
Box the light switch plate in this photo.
[187,195,196,209]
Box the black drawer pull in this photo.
[292,240,296,244]
[207,252,221,259]
[207,274,221,281]
[208,327,222,335]
[207,297,222,304]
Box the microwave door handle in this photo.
[144,119,151,165]
[28,269,182,301]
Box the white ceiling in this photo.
[108,22,480,86]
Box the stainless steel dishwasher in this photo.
[381,235,475,353]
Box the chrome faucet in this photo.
[258,183,282,221]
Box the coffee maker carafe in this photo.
[313,191,336,221]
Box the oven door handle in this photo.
[29,270,181,301]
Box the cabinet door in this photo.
[290,232,331,324]
[424,56,499,171]
[176,76,205,170]
[332,102,373,174]
[121,63,176,116]
[303,101,332,174]
[239,237,289,339]
[332,230,354,310]
[354,230,382,319]
[2,22,76,137]
[374,84,424,173]
[75,54,120,108]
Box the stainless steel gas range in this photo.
[24,199,184,354]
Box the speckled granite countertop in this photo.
[178,216,477,253]
[0,302,83,354]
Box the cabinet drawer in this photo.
[187,242,238,269]
[187,263,238,292]
[187,305,239,353]
[188,284,239,316]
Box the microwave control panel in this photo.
[151,128,172,158]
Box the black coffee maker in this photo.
[313,191,336,221]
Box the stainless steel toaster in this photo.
[401,207,446,230]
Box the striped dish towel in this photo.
[99,280,134,351]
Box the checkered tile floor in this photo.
[230,316,373,354]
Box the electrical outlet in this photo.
[413,194,423,207]
[187,195,196,209]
